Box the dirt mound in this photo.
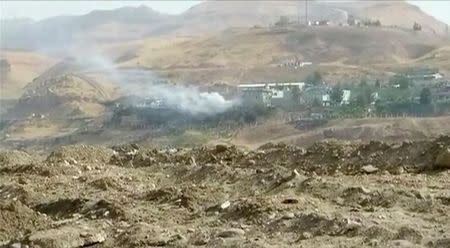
[89,176,123,191]
[0,150,34,167]
[109,136,450,176]
[0,200,51,242]
[9,73,112,119]
[46,145,114,164]
[0,137,449,247]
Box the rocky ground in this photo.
[1,137,450,248]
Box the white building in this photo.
[238,82,306,106]
[341,90,351,105]
[238,82,305,94]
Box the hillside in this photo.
[0,5,170,50]
[105,25,447,85]
[175,0,447,36]
[0,50,56,99]
[327,1,447,35]
[1,1,447,51]
[8,71,114,120]
[232,116,450,149]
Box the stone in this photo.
[10,243,21,248]
[368,239,379,247]
[28,225,106,248]
[282,212,295,220]
[301,232,313,240]
[217,228,245,238]
[220,201,231,210]
[215,144,228,153]
[361,165,379,174]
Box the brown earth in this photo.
[0,50,56,99]
[233,116,450,149]
[1,138,449,247]
[104,25,448,85]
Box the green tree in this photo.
[419,87,432,105]
[291,86,301,105]
[331,84,343,104]
[375,79,381,89]
[355,88,373,106]
[306,71,323,85]
[312,97,322,107]
[359,78,368,88]
[391,75,410,89]
[399,77,410,89]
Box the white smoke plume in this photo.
[64,49,237,116]
[114,69,237,115]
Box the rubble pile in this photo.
[0,137,449,247]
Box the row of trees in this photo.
[301,71,435,110]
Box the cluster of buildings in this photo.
[277,59,312,69]
[238,82,351,108]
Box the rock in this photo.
[435,148,450,169]
[220,201,231,210]
[300,232,313,240]
[9,243,21,248]
[361,165,379,174]
[27,225,106,248]
[247,160,256,166]
[215,144,228,153]
[339,218,363,234]
[368,239,379,247]
[282,212,295,220]
[217,228,245,238]
[390,166,405,175]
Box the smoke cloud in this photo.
[114,69,236,115]
[65,50,237,116]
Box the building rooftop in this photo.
[238,82,305,88]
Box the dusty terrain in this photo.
[1,137,450,248]
[105,26,448,84]
[233,116,450,149]
[2,1,447,51]
[0,50,56,99]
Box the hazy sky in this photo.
[0,1,449,24]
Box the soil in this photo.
[0,137,450,247]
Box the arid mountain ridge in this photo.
[1,0,448,51]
